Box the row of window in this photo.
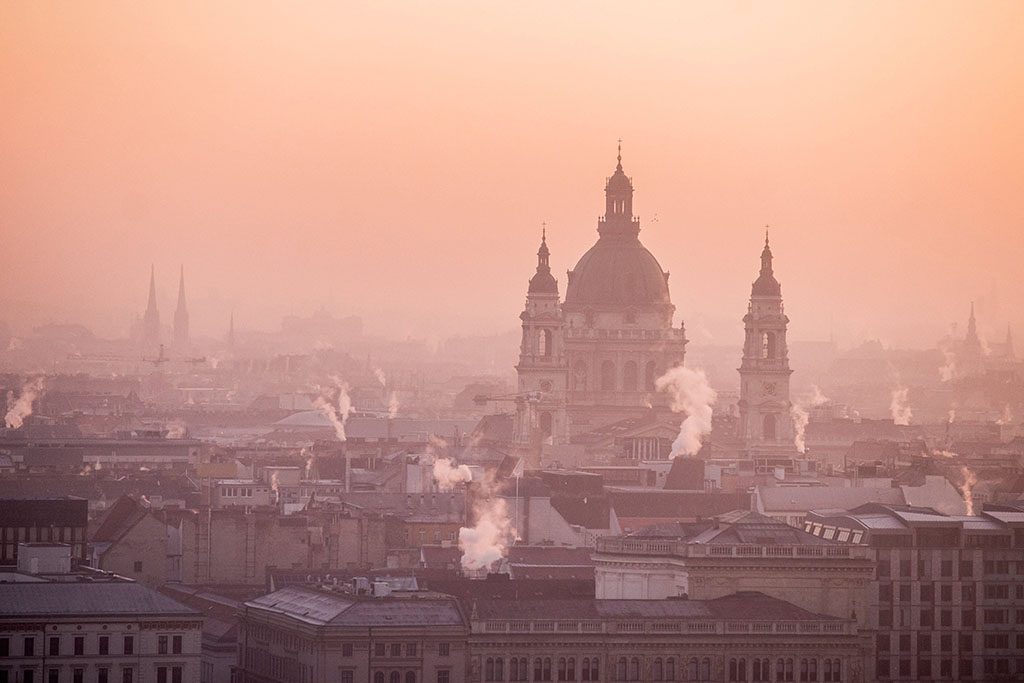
[879,582,1023,602]
[878,632,1024,653]
[877,606,1021,628]
[0,666,165,683]
[570,360,659,393]
[475,656,841,682]
[876,657,1024,678]
[0,635,173,658]
[877,557,1020,578]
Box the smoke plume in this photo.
[655,366,717,458]
[459,496,514,571]
[374,368,400,418]
[938,350,957,382]
[957,467,978,516]
[890,387,912,426]
[810,385,830,406]
[433,457,473,492]
[313,380,352,442]
[791,405,810,454]
[4,377,44,429]
[996,405,1013,425]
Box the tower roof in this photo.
[528,226,558,295]
[751,229,782,297]
[565,148,670,307]
[175,265,188,314]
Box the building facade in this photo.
[514,149,688,453]
[803,504,1024,682]
[0,581,202,683]
[736,235,795,457]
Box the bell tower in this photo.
[737,231,795,456]
[514,227,568,464]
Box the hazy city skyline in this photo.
[2,2,1022,347]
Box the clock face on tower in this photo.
[762,381,777,396]
[540,380,553,393]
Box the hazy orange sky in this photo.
[2,1,1022,348]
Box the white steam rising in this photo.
[433,458,473,492]
[459,497,514,571]
[5,377,44,429]
[791,405,810,453]
[655,366,717,458]
[313,380,352,442]
[374,368,400,418]
[890,387,912,426]
[957,467,978,516]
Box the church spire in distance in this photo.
[600,139,638,237]
[142,265,160,348]
[173,265,189,348]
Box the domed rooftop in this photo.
[565,235,671,306]
[563,146,672,307]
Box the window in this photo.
[375,643,386,657]
[940,584,952,602]
[0,638,6,657]
[24,637,34,657]
[375,674,385,683]
[133,561,143,572]
[73,670,84,683]
[623,361,638,392]
[436,672,450,683]
[158,636,168,655]
[921,584,934,601]
[876,634,890,652]
[875,660,889,679]
[899,584,911,601]
[438,643,449,657]
[959,660,972,678]
[390,672,400,683]
[940,560,953,577]
[49,637,60,656]
[342,643,353,657]
[99,669,109,683]
[959,560,973,577]
[645,361,657,391]
[918,660,931,678]
[941,609,952,627]
[74,637,84,656]
[406,643,417,657]
[170,669,181,683]
[157,667,167,683]
[404,674,415,683]
[123,636,134,655]
[172,635,182,654]
[341,673,354,683]
[122,670,134,683]
[960,634,974,652]
[49,671,59,683]
[940,660,952,678]
[918,634,931,652]
[99,636,109,655]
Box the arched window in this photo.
[558,658,567,681]
[539,329,553,357]
[591,658,599,680]
[763,413,777,441]
[777,659,786,682]
[653,658,663,681]
[567,658,575,681]
[535,658,544,681]
[623,361,638,391]
[390,672,400,683]
[800,660,808,682]
[761,331,777,359]
[808,659,817,682]
[495,658,504,681]
[666,658,675,681]
[601,360,616,391]
[629,657,640,681]
[405,673,416,683]
[543,658,552,681]
[739,659,746,681]
[573,360,588,391]
[581,658,591,682]
[785,659,794,682]
[511,658,519,681]
[617,658,627,681]
[831,659,841,682]
[486,658,495,681]
[753,659,762,682]
[729,660,737,682]
[688,658,699,681]
[700,658,711,681]
[645,361,658,391]
[375,674,385,683]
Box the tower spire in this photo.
[616,138,623,171]
[173,265,189,348]
[600,140,636,235]
[142,265,160,348]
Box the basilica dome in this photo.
[564,235,671,306]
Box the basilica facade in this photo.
[513,150,688,456]
[514,149,801,462]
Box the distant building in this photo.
[0,496,88,567]
[0,555,201,683]
[803,504,1024,682]
[514,148,688,459]
[173,266,189,350]
[236,586,468,683]
[592,510,873,625]
[736,233,797,457]
[142,265,161,350]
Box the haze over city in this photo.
[2,1,1022,346]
